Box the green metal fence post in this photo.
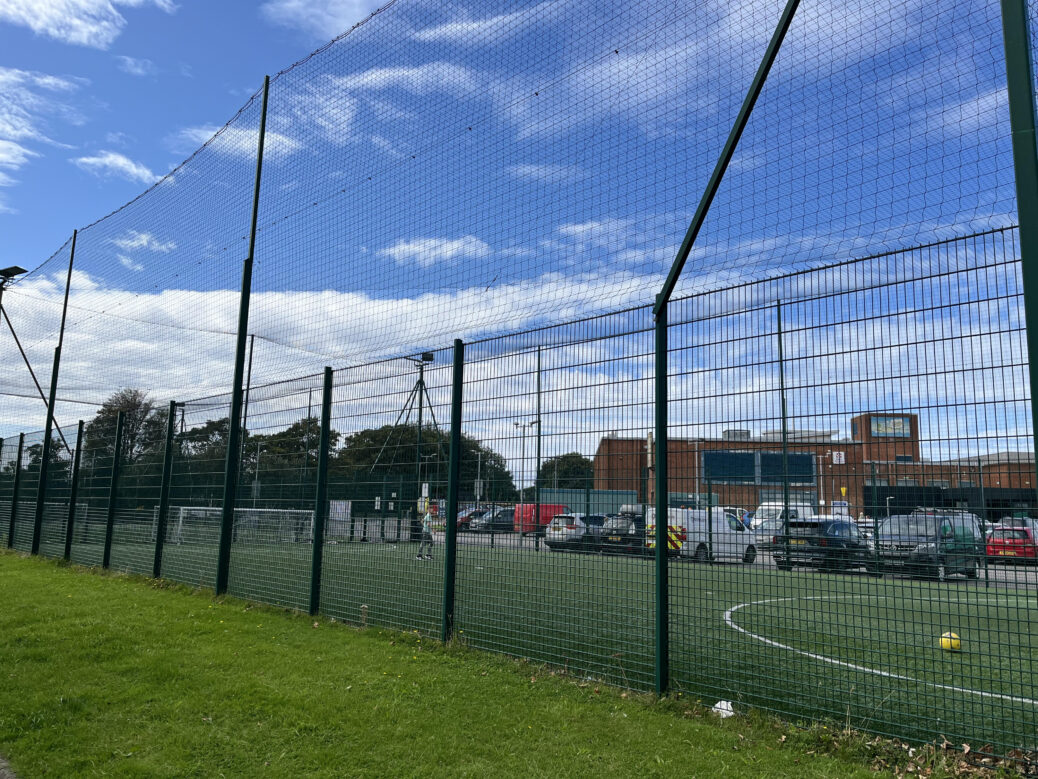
[999,1,1038,488]
[442,340,464,643]
[654,294,669,695]
[707,477,713,561]
[102,411,125,570]
[63,420,84,562]
[216,75,270,596]
[152,401,177,579]
[7,433,25,549]
[777,301,791,555]
[309,368,333,616]
[31,230,77,556]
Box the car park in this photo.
[875,509,983,581]
[469,506,515,533]
[987,526,1038,563]
[770,517,875,573]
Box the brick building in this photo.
[593,413,1037,519]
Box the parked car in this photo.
[512,503,571,535]
[544,514,610,551]
[755,517,785,555]
[646,507,757,563]
[544,513,585,550]
[771,517,875,573]
[875,510,983,581]
[455,508,487,531]
[600,513,646,556]
[469,507,515,533]
[987,526,1038,563]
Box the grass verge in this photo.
[0,549,1013,777]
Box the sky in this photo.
[0,0,1029,472]
[0,0,383,263]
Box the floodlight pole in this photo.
[999,1,1038,486]
[216,75,269,596]
[32,230,77,554]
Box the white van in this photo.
[752,502,818,529]
[645,507,757,563]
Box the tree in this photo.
[537,452,594,490]
[332,424,517,501]
[82,389,167,465]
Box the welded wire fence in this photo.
[2,0,1038,766]
[5,231,1038,759]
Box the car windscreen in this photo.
[879,516,940,537]
[603,518,629,531]
[993,529,1030,541]
[755,507,782,521]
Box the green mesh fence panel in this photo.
[317,352,451,636]
[2,0,1038,762]
[158,399,224,589]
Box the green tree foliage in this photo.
[332,424,517,501]
[536,452,593,490]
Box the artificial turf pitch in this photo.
[11,513,1038,755]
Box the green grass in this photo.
[10,511,1038,758]
[0,550,909,778]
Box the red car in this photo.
[986,527,1038,562]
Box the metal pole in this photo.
[442,340,464,642]
[653,294,669,695]
[7,433,25,548]
[216,75,269,595]
[102,410,125,570]
[777,301,790,550]
[309,367,333,616]
[414,361,425,543]
[535,346,542,534]
[999,1,1038,488]
[654,0,801,314]
[152,400,177,578]
[63,420,84,561]
[31,230,77,554]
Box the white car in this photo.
[544,513,587,550]
[646,507,757,563]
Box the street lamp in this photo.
[514,420,539,502]
[0,265,27,313]
[885,495,894,517]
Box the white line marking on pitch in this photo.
[723,596,1038,707]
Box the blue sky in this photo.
[0,0,1028,465]
[0,0,381,264]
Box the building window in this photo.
[895,455,914,463]
[897,478,918,487]
[759,452,816,485]
[851,421,858,438]
[929,480,950,489]
[865,478,888,487]
[959,480,974,488]
[701,451,755,484]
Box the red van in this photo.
[513,503,571,535]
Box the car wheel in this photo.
[935,562,947,582]
[965,558,979,579]
[742,545,757,564]
[694,544,709,563]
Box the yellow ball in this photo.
[940,632,961,652]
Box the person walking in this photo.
[417,505,436,560]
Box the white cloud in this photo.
[72,150,158,184]
[380,236,491,268]
[336,63,479,95]
[412,2,556,45]
[0,67,82,144]
[508,163,584,183]
[174,124,302,159]
[111,230,175,252]
[0,0,177,50]
[259,0,381,40]
[118,253,143,271]
[115,55,157,76]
